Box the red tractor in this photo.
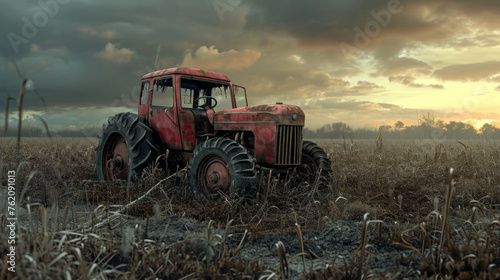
[96,67,332,197]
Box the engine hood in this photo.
[214,104,305,128]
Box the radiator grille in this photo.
[275,125,303,165]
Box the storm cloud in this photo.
[1,0,499,130]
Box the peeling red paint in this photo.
[214,104,305,125]
[179,111,196,151]
[150,108,182,150]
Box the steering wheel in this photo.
[193,96,217,109]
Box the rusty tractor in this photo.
[96,67,332,198]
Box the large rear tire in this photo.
[96,113,160,183]
[296,140,333,188]
[187,138,258,198]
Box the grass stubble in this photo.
[0,137,499,279]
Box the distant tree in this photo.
[445,121,463,139]
[480,123,496,140]
[316,122,352,139]
[461,123,476,139]
[379,125,392,132]
[418,112,435,127]
[435,120,445,129]
[415,113,436,139]
[303,119,491,140]
[303,127,315,139]
[394,121,404,130]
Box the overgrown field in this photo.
[0,137,499,279]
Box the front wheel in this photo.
[295,140,333,188]
[187,138,258,198]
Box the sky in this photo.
[1,0,500,130]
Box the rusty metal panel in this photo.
[213,104,305,167]
[178,110,197,151]
[149,107,182,150]
[214,104,305,125]
[254,124,277,166]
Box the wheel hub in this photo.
[198,156,231,194]
[207,171,220,186]
[107,155,123,170]
[103,134,129,180]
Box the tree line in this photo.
[1,114,499,140]
[305,115,500,140]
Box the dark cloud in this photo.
[244,0,500,53]
[244,0,445,50]
[349,81,383,92]
[1,0,499,129]
[303,99,400,111]
[433,61,500,82]
[375,57,433,77]
[0,0,257,107]
[389,75,444,89]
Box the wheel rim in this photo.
[197,155,231,194]
[103,133,129,180]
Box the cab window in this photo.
[140,81,149,105]
[180,78,232,111]
[152,77,174,108]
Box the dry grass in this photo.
[326,139,500,223]
[1,137,499,278]
[0,204,274,279]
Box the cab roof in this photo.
[142,67,230,82]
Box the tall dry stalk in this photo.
[439,168,455,251]
[9,58,28,148]
[276,241,288,280]
[9,57,48,145]
[265,169,273,203]
[354,213,370,277]
[296,224,306,272]
[351,213,383,278]
[34,115,51,139]
[4,96,16,136]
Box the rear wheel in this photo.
[187,138,258,198]
[295,140,333,188]
[96,113,160,183]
